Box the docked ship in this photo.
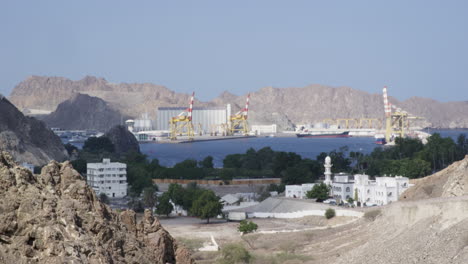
[296,130,351,138]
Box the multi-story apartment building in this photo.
[86,158,127,198]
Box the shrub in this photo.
[364,209,381,221]
[238,220,258,234]
[218,243,251,264]
[325,208,336,219]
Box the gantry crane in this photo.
[229,94,250,135]
[169,92,195,140]
[382,86,424,142]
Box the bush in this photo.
[325,208,336,219]
[238,220,258,234]
[218,243,251,264]
[364,209,381,221]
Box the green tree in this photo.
[64,143,79,156]
[242,148,260,170]
[83,136,115,153]
[223,154,243,168]
[191,190,223,223]
[71,159,87,174]
[306,183,330,202]
[142,185,158,211]
[256,147,275,170]
[174,159,198,169]
[418,133,457,172]
[238,220,258,234]
[220,169,235,184]
[200,155,214,168]
[272,151,302,175]
[167,183,185,206]
[156,192,174,217]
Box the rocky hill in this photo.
[0,151,193,263]
[401,155,468,201]
[9,76,468,129]
[105,125,140,155]
[0,97,68,166]
[41,93,126,131]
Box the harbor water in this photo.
[140,129,468,167]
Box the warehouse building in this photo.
[156,104,231,132]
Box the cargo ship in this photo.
[296,131,351,138]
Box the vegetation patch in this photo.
[175,237,205,252]
[217,243,252,264]
[325,208,336,219]
[364,209,382,221]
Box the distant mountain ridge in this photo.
[8,75,468,129]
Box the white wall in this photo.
[248,209,363,219]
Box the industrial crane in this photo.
[169,92,195,140]
[382,86,424,142]
[229,94,250,135]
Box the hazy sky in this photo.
[1,0,467,102]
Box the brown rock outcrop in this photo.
[105,125,140,155]
[0,96,68,166]
[0,151,193,264]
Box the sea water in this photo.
[140,129,468,167]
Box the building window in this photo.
[346,187,350,192]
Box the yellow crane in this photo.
[229,94,250,135]
[169,92,195,140]
[382,86,424,142]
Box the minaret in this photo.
[324,156,333,186]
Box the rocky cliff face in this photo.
[9,76,468,129]
[105,125,140,155]
[41,93,127,131]
[0,97,68,166]
[0,151,193,263]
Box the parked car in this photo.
[323,199,336,205]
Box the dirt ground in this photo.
[159,215,360,263]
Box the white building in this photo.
[325,155,410,206]
[285,183,316,199]
[331,173,354,202]
[87,158,128,198]
[250,124,277,134]
[125,113,154,133]
[354,174,409,206]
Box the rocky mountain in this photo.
[0,97,68,166]
[9,76,195,120]
[8,76,468,129]
[41,93,126,131]
[105,125,140,155]
[0,151,193,263]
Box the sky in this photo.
[1,0,467,102]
